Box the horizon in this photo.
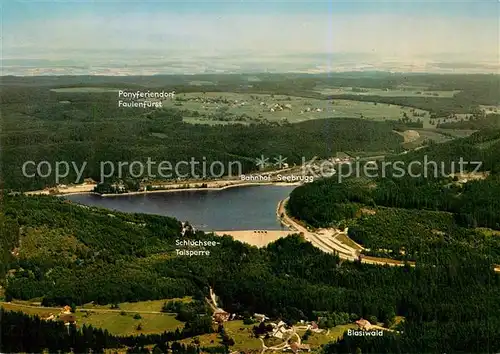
[2,0,499,76]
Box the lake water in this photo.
[65,185,296,231]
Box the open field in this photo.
[1,299,185,336]
[478,228,500,237]
[412,129,455,143]
[296,324,358,347]
[335,233,364,252]
[76,311,182,336]
[188,80,216,86]
[434,129,478,138]
[80,297,192,312]
[395,128,468,149]
[314,86,461,98]
[182,117,247,125]
[50,87,120,93]
[224,320,262,351]
[177,321,261,352]
[180,320,355,352]
[161,92,429,124]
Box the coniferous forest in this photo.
[2,73,500,353]
[2,192,500,353]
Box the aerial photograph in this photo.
[1,0,499,353]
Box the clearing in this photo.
[296,324,358,347]
[179,320,261,352]
[1,299,185,336]
[314,86,460,98]
[161,92,429,124]
[50,87,120,93]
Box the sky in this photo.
[2,0,499,74]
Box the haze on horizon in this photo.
[2,0,499,75]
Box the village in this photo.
[206,288,397,353]
[173,93,329,116]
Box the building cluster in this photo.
[299,107,323,114]
[266,103,293,112]
[251,316,323,352]
[42,305,77,326]
[178,96,251,109]
[110,182,127,192]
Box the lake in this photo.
[65,185,297,231]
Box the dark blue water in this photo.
[65,185,296,231]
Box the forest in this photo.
[1,308,223,354]
[2,87,405,191]
[1,194,500,352]
[289,128,500,225]
[2,73,500,352]
[437,113,500,129]
[2,73,499,192]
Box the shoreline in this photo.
[50,181,301,197]
[20,180,302,198]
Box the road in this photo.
[278,198,500,273]
[278,197,362,262]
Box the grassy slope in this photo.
[164,92,429,124]
[0,300,184,336]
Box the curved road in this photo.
[278,197,500,273]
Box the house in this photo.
[254,313,269,322]
[272,321,291,338]
[59,314,77,325]
[111,183,126,192]
[272,325,292,339]
[356,318,372,330]
[277,320,286,328]
[213,310,230,323]
[42,314,55,321]
[62,305,72,314]
[273,328,285,339]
